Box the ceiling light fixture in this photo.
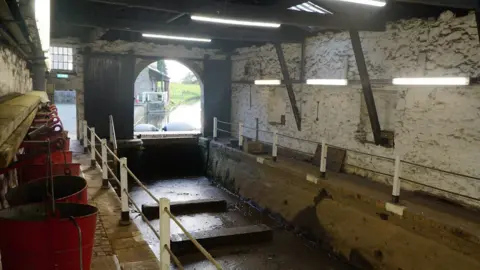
[334,0,386,7]
[142,33,211,42]
[392,77,470,86]
[191,15,281,28]
[254,80,282,85]
[306,79,348,85]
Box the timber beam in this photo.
[88,0,385,30]
[349,30,383,145]
[274,43,301,131]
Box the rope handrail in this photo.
[84,119,220,269]
[124,165,159,204]
[165,245,184,270]
[94,148,101,159]
[219,119,480,182]
[106,146,121,162]
[216,120,231,125]
[124,189,161,240]
[217,128,231,134]
[106,166,121,185]
[164,208,222,269]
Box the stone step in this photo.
[170,224,273,255]
[142,199,228,220]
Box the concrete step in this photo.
[142,199,228,220]
[170,224,273,255]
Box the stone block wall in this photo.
[50,37,222,139]
[230,11,480,207]
[0,45,32,98]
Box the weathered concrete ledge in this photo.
[205,139,480,270]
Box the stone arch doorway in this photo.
[133,58,204,133]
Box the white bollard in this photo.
[213,117,218,140]
[119,157,130,225]
[159,198,171,270]
[238,122,244,149]
[101,139,109,189]
[320,139,328,178]
[90,127,96,168]
[392,156,401,203]
[272,131,278,162]
[83,120,88,152]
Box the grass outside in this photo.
[168,82,201,109]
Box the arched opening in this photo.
[133,59,203,133]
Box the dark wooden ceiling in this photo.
[51,0,478,50]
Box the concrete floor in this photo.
[130,177,355,270]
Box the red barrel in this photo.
[0,203,98,270]
[6,176,88,206]
[19,163,81,183]
[19,151,73,165]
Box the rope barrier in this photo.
[106,146,121,162]
[217,128,231,134]
[125,165,159,204]
[94,148,101,160]
[106,166,121,185]
[164,208,222,269]
[124,189,161,239]
[216,120,231,125]
[165,245,184,270]
[346,164,480,202]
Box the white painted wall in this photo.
[230,11,480,207]
[0,46,32,98]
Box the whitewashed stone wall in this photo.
[0,46,32,98]
[51,37,222,139]
[231,11,480,207]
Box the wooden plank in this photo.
[0,108,38,168]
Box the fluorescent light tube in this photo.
[306,79,348,85]
[191,15,281,28]
[333,0,386,7]
[142,33,211,42]
[254,80,281,85]
[392,77,470,86]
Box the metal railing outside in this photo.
[212,117,480,205]
[81,117,222,270]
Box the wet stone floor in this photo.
[130,177,355,270]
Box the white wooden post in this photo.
[101,139,109,189]
[213,117,218,140]
[90,127,96,168]
[79,120,83,141]
[320,139,327,178]
[392,156,401,203]
[109,115,113,143]
[159,198,171,270]
[119,157,130,225]
[272,130,278,162]
[238,122,244,149]
[83,120,88,152]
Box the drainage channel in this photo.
[130,177,354,269]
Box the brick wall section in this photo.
[230,11,480,207]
